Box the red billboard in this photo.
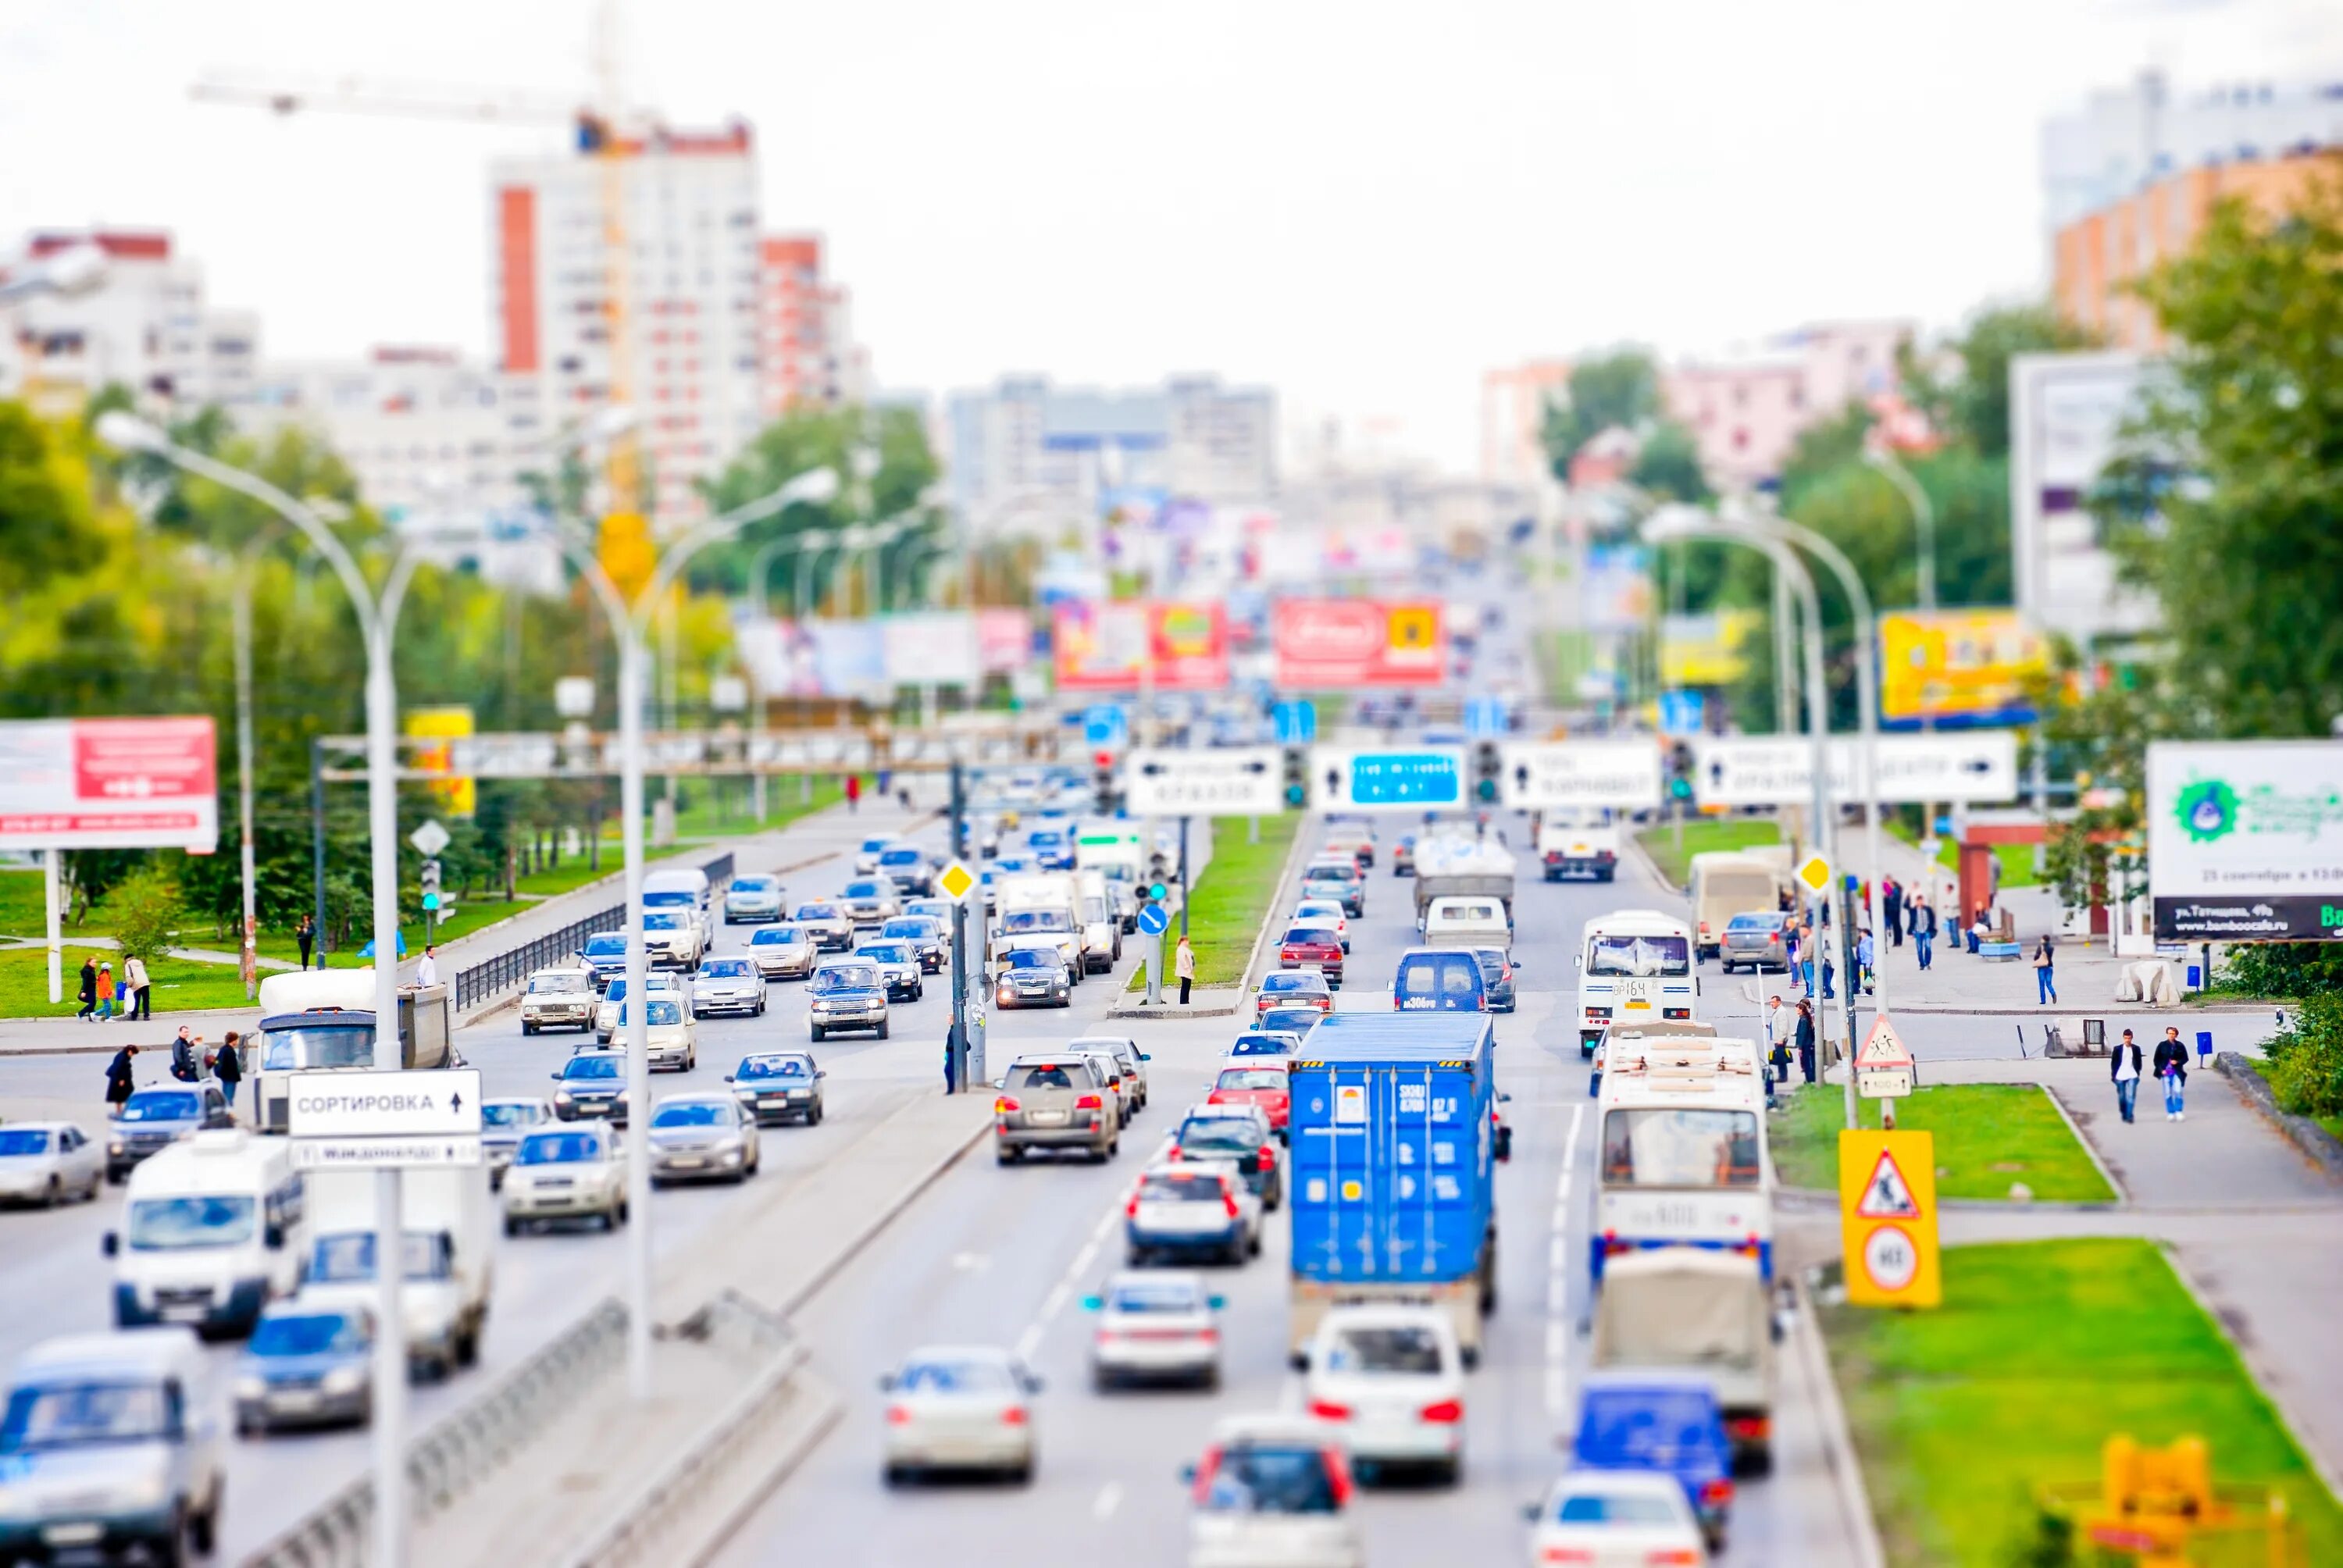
[1052,601,1229,691]
[1272,600,1445,687]
[0,717,219,851]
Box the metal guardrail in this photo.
[241,1298,630,1568]
[452,850,740,1013]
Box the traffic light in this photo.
[1473,742,1502,804]
[1282,745,1308,809]
[1667,742,1695,804]
[1093,750,1119,815]
[419,858,443,913]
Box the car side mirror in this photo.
[551,1071,563,1080]
[1520,1501,1544,1523]
[1208,1295,1225,1310]
[1500,1091,1514,1103]
[1139,1053,1152,1062]
[876,1374,895,1392]
[1179,1463,1198,1485]
[1022,1374,1045,1395]
[722,1074,734,1083]
[1574,955,1583,971]
[1080,1295,1102,1311]
[102,1231,119,1257]
[816,1070,827,1080]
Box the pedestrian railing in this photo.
[451,849,741,1014]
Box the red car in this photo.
[1254,970,1334,1023]
[1277,925,1345,988]
[1207,1064,1292,1140]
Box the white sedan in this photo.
[880,1345,1040,1485]
[1086,1271,1222,1390]
[1525,1469,1710,1566]
[691,956,768,1018]
[1303,1303,1467,1484]
[0,1122,103,1206]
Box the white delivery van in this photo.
[106,1129,308,1338]
[294,1167,495,1377]
[992,872,1085,981]
[642,866,715,946]
[253,971,454,1133]
[1421,896,1512,952]
[1592,1038,1773,1286]
[1689,851,1792,961]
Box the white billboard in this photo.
[1498,741,1663,811]
[2009,350,2166,643]
[2146,741,2343,942]
[1122,747,1285,817]
[0,718,219,853]
[1693,733,2019,807]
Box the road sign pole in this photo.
[948,897,967,1094]
[1179,817,1191,939]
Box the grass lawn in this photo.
[1888,821,2040,889]
[1771,1083,2114,1203]
[1824,1238,2343,1568]
[0,945,260,1020]
[1635,816,1783,888]
[1129,814,1301,990]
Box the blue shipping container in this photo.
[1287,1013,1496,1288]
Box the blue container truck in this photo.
[1286,1012,1500,1368]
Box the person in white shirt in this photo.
[1767,994,1796,1089]
[414,944,438,987]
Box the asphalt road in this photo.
[711,810,1864,1568]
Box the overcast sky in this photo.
[5,0,2338,470]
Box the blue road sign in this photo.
[1137,903,1171,936]
[1083,704,1129,748]
[1658,690,1705,737]
[1343,750,1463,807]
[1272,700,1317,744]
[1464,697,1508,738]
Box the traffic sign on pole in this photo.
[1692,733,2020,807]
[1838,1129,1942,1308]
[1855,1014,1917,1100]
[1497,740,1663,811]
[287,1068,481,1139]
[1122,747,1284,816]
[1137,903,1171,937]
[1271,700,1318,744]
[937,861,977,903]
[408,818,451,859]
[1306,747,1466,811]
[1796,853,1834,895]
[1658,691,1705,737]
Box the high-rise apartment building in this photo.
[0,230,259,412]
[487,123,766,529]
[2042,69,2343,233]
[758,234,869,415]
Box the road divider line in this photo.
[1092,1480,1124,1521]
[1015,1200,1124,1364]
[1546,1102,1585,1421]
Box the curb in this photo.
[1238,814,1318,996]
[2215,1052,2343,1183]
[2041,1080,2129,1202]
[2160,1246,2343,1503]
[1622,827,1678,893]
[1776,1185,2125,1214]
[1109,1001,1243,1021]
[1791,1272,1888,1568]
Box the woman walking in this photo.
[2033,935,2058,1005]
[1175,935,1195,1006]
[2152,1027,2190,1121]
[76,956,98,1021]
[1795,1000,1817,1085]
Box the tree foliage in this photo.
[1629,422,1712,504]
[1899,303,2097,458]
[103,867,184,962]
[1539,349,1661,474]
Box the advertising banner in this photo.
[2009,351,2166,643]
[2146,741,2343,941]
[0,717,219,852]
[881,613,979,687]
[1660,609,1761,687]
[1051,600,1229,691]
[733,615,816,697]
[1879,609,2046,729]
[1582,545,1654,633]
[1271,600,1444,688]
[809,619,888,697]
[975,610,1032,674]
[403,706,476,818]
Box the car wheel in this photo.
[997,1145,1022,1165]
[42,1175,60,1208]
[523,1021,538,1035]
[1248,1228,1262,1258]
[504,1216,521,1237]
[876,1021,890,1039]
[810,1026,825,1042]
[883,1463,910,1488]
[1009,1459,1033,1485]
[1265,1180,1282,1212]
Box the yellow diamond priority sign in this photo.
[1796,853,1833,893]
[937,861,977,903]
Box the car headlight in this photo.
[234,1375,267,1400]
[109,1139,126,1155]
[555,1089,574,1103]
[323,1367,366,1395]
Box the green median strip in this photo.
[1771,1084,2114,1203]
[1824,1238,2343,1567]
[1633,816,1782,887]
[1128,815,1300,990]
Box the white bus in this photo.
[1574,910,1697,1057]
[1592,1037,1772,1288]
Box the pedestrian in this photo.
[1175,935,1195,1006]
[296,913,316,971]
[1821,951,1835,1000]
[877,768,892,797]
[94,960,116,1021]
[1767,994,1795,1091]
[123,952,151,1021]
[2033,935,2058,1005]
[169,1025,198,1084]
[1885,878,1904,948]
[1966,906,1988,955]
[844,773,861,814]
[76,956,97,1021]
[1913,896,1937,971]
[2110,1028,2143,1124]
[1795,1000,1817,1084]
[188,1034,209,1083]
[1856,929,1875,996]
[214,1030,244,1120]
[104,1042,138,1116]
[415,943,439,988]
[2153,1026,2189,1121]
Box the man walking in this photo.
[1884,878,1904,948]
[1174,935,1195,1006]
[296,913,316,971]
[1767,994,1795,1091]
[123,952,151,1022]
[214,1031,244,1121]
[2110,1028,2143,1124]
[104,1042,139,1117]
[170,1025,198,1084]
[1855,928,1875,996]
[1795,1000,1817,1085]
[2153,1026,2190,1121]
[844,773,861,814]
[415,943,439,988]
[1913,897,1936,971]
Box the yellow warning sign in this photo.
[1389,605,1437,650]
[1838,1130,1941,1308]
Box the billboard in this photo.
[1878,609,2047,729]
[1051,601,1229,691]
[809,619,888,697]
[1582,545,1654,632]
[0,718,219,852]
[403,705,476,818]
[1272,600,1444,688]
[880,613,979,687]
[1661,609,1761,686]
[975,610,1032,674]
[2009,351,2166,643]
[2147,741,2343,942]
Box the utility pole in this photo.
[947,761,968,1094]
[310,737,329,969]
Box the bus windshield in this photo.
[1586,934,1690,977]
[1600,1107,1762,1188]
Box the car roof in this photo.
[1319,1301,1455,1331]
[15,1327,203,1381]
[653,1092,733,1108]
[1210,1412,1338,1447]
[567,1049,626,1064]
[1578,1369,1723,1398]
[2,1120,80,1133]
[1550,1467,1690,1499]
[1107,1268,1204,1292]
[899,1343,1014,1367]
[751,923,810,936]
[740,1049,813,1063]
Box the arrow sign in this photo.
[1136,903,1170,936]
[1122,747,1284,816]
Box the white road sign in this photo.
[287,1068,483,1139]
[1122,747,1286,816]
[290,1135,483,1171]
[1497,740,1662,811]
[408,818,451,858]
[1692,733,2019,807]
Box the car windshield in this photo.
[1285,928,1336,947]
[811,967,879,993]
[1004,950,1060,971]
[736,1056,811,1081]
[1474,950,1507,976]
[701,959,752,978]
[795,904,838,920]
[640,1000,683,1027]
[517,1131,603,1165]
[1216,1068,1287,1092]
[1325,1324,1444,1375]
[1259,1010,1322,1035]
[565,1056,623,1081]
[858,944,911,964]
[1197,1445,1339,1516]
[119,1091,198,1123]
[1108,1281,1204,1313]
[1725,914,1781,932]
[0,1129,52,1155]
[529,972,589,994]
[126,1194,255,1250]
[1011,1064,1075,1090]
[1230,1035,1293,1056]
[1601,1108,1763,1188]
[1139,1170,1224,1201]
[1296,903,1341,921]
[1179,1120,1264,1155]
[730,877,779,894]
[881,921,929,940]
[585,935,626,957]
[1002,910,1069,932]
[1260,974,1320,995]
[880,850,921,866]
[0,1382,177,1453]
[844,882,885,899]
[603,979,629,1003]
[259,1024,376,1071]
[1588,934,1692,977]
[1556,1490,1685,1525]
[250,1313,366,1358]
[481,1103,538,1128]
[753,927,808,946]
[643,889,692,907]
[309,1230,451,1283]
[643,911,686,931]
[897,1359,1014,1394]
[652,1102,729,1128]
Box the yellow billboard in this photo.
[404,706,476,819]
[1661,609,1760,686]
[1879,609,2045,728]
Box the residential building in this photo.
[1478,358,1571,488]
[1660,320,1912,490]
[0,230,259,412]
[2042,69,2343,233]
[487,122,765,530]
[946,373,1276,516]
[757,233,869,414]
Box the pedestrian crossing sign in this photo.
[1838,1130,1941,1308]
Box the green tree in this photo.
[1539,348,1661,474]
[103,867,184,962]
[1629,422,1712,505]
[1899,303,2097,458]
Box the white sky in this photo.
[5,0,2339,471]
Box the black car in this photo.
[1168,1113,1282,1207]
[726,1051,827,1126]
[993,946,1072,1010]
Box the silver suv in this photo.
[992,1054,1121,1165]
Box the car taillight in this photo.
[1643,1552,1700,1567]
[1699,921,1710,936]
[1664,1007,1692,1019]
[885,1405,911,1425]
[1075,1093,1103,1110]
[1307,1399,1351,1421]
[1196,1326,1219,1342]
[1222,1189,1240,1218]
[1189,1447,1223,1503]
[1418,1398,1464,1423]
[993,1096,1019,1114]
[1125,1192,1140,1217]
[1255,1147,1275,1170]
[1699,1477,1735,1509]
[1726,1414,1770,1441]
[1539,1549,1596,1566]
[1326,1450,1353,1508]
[1001,1406,1029,1426]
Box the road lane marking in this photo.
[1093,1481,1124,1520]
[1546,1102,1586,1420]
[1015,1193,1125,1364]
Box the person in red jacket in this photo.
[844,773,861,814]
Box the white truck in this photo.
[252,971,455,1134]
[1535,807,1622,882]
[1689,850,1792,961]
[991,871,1086,981]
[1072,868,1122,974]
[294,1166,496,1377]
[1410,838,1517,934]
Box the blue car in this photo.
[580,932,629,990]
[1568,1371,1735,1551]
